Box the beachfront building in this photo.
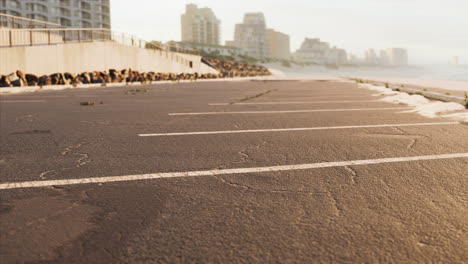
[181,4,221,45]
[233,13,269,59]
[294,38,330,64]
[379,50,390,65]
[225,40,236,47]
[347,53,361,64]
[0,0,111,28]
[364,49,379,65]
[294,38,347,65]
[266,29,290,60]
[176,41,246,56]
[365,47,408,66]
[333,48,348,65]
[385,48,408,66]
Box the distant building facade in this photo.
[364,49,378,65]
[233,13,269,59]
[177,41,245,56]
[385,48,408,66]
[266,29,290,60]
[365,47,408,66]
[225,40,236,47]
[333,48,348,65]
[347,53,361,64]
[294,38,347,65]
[379,50,390,65]
[0,0,111,28]
[294,38,330,64]
[181,4,221,45]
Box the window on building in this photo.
[81,21,91,28]
[81,11,91,20]
[59,8,70,17]
[7,0,21,9]
[59,17,71,27]
[81,1,91,10]
[59,0,70,6]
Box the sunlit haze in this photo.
[111,0,468,64]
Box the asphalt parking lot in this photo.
[1,79,467,263]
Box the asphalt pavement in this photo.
[1,79,467,263]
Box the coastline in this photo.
[266,64,468,107]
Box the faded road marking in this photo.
[1,100,46,103]
[1,153,467,190]
[138,122,460,137]
[169,107,411,116]
[209,100,380,106]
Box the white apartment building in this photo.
[294,38,329,64]
[366,48,408,66]
[176,41,246,57]
[233,13,269,59]
[0,0,111,28]
[294,38,347,65]
[385,48,408,66]
[181,4,221,45]
[364,49,378,65]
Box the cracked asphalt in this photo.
[1,79,467,263]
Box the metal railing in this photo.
[0,13,200,55]
[0,13,63,29]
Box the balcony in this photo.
[58,0,70,7]
[5,0,21,11]
[81,2,91,11]
[81,11,91,20]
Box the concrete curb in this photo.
[349,78,468,108]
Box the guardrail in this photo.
[0,13,63,29]
[0,27,200,55]
[0,12,200,56]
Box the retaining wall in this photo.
[0,41,218,75]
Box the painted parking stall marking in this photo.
[139,122,460,137]
[209,100,381,106]
[1,153,467,190]
[169,107,411,116]
[1,100,47,103]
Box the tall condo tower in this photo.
[181,4,221,45]
[0,0,111,28]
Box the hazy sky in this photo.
[111,0,468,64]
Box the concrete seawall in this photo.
[0,41,218,75]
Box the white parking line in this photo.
[209,100,380,106]
[139,122,460,137]
[1,100,46,103]
[1,153,467,190]
[169,107,411,116]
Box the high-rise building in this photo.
[347,53,361,64]
[0,0,111,28]
[334,48,348,65]
[385,48,408,66]
[364,49,378,65]
[234,13,269,59]
[294,38,348,65]
[266,29,290,60]
[379,50,390,65]
[181,4,221,45]
[294,38,330,64]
